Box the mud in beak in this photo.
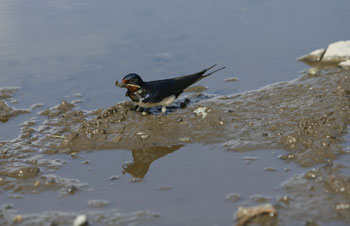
[115,80,125,87]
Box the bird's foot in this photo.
[160,106,168,116]
[180,98,190,108]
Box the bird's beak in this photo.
[115,80,125,87]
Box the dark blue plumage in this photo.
[116,64,225,113]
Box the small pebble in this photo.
[224,77,239,82]
[2,204,13,209]
[242,156,257,164]
[278,195,292,205]
[73,214,88,226]
[307,67,319,75]
[179,137,191,142]
[71,99,82,104]
[140,134,150,140]
[130,177,143,183]
[66,185,78,195]
[9,194,23,199]
[193,107,209,119]
[113,136,123,142]
[13,215,23,223]
[34,180,41,187]
[225,193,241,202]
[87,199,110,208]
[265,167,277,172]
[71,152,79,159]
[136,132,149,140]
[158,186,172,191]
[335,203,350,210]
[109,175,120,180]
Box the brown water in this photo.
[1,0,350,226]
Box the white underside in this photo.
[137,95,176,108]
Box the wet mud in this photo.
[61,68,350,169]
[1,67,350,225]
[0,87,30,123]
[0,205,159,226]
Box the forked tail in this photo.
[203,64,226,77]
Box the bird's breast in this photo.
[137,95,176,108]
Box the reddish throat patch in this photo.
[126,85,139,92]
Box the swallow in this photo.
[115,64,225,113]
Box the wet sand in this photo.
[1,66,350,225]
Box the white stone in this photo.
[73,214,87,226]
[339,59,350,68]
[193,107,209,118]
[297,48,325,62]
[323,40,350,62]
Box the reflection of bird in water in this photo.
[122,145,183,179]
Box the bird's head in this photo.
[115,73,144,92]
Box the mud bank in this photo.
[0,205,159,226]
[0,87,30,123]
[1,67,350,225]
[60,68,350,167]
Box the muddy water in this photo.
[1,0,350,226]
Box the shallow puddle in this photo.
[2,145,305,226]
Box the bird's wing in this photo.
[142,65,225,103]
[139,85,169,104]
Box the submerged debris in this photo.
[235,203,277,226]
[184,85,208,93]
[224,77,239,82]
[193,107,210,118]
[87,200,110,208]
[242,156,258,164]
[225,193,241,203]
[158,185,172,191]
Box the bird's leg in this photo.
[161,106,167,114]
[136,106,144,112]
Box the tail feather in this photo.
[203,64,226,77]
[205,64,217,71]
[171,64,225,90]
